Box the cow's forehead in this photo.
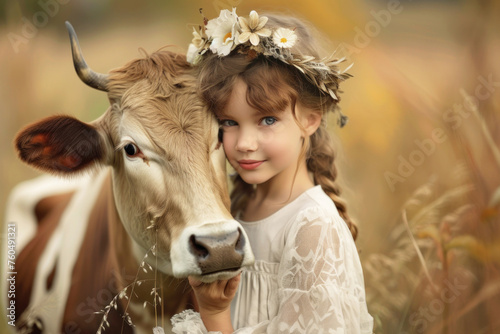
[106,50,194,99]
[108,79,213,157]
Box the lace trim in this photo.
[171,310,214,334]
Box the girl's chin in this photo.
[239,175,270,186]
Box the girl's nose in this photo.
[235,128,258,152]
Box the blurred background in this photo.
[1,0,499,333]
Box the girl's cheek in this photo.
[222,132,235,155]
[263,139,287,159]
[269,136,302,161]
[259,130,275,145]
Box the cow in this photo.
[2,22,254,334]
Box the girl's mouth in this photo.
[238,160,264,170]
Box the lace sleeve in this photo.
[258,206,373,333]
[171,206,373,334]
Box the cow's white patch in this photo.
[19,170,108,333]
[4,173,92,253]
[2,173,92,325]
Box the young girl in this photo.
[171,9,373,333]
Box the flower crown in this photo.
[186,8,352,127]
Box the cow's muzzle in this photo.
[189,228,244,275]
[170,220,254,281]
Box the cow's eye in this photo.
[124,143,139,156]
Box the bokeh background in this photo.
[1,0,499,333]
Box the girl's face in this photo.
[218,78,310,187]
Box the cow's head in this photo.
[14,22,254,283]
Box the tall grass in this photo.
[363,91,500,333]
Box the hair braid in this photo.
[307,123,358,240]
[229,174,253,217]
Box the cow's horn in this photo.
[65,21,109,92]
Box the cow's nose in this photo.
[189,228,244,275]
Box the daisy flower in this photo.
[205,8,239,56]
[238,11,271,46]
[273,28,297,48]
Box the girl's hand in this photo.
[189,274,241,314]
[188,274,241,333]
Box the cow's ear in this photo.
[15,115,105,174]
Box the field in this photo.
[1,0,499,333]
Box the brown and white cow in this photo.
[2,22,254,334]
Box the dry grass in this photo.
[362,68,500,334]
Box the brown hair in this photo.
[196,14,358,240]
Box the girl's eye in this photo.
[124,143,139,157]
[221,119,238,127]
[261,117,277,126]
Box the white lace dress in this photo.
[171,186,373,333]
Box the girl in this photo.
[171,9,373,333]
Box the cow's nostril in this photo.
[189,235,209,259]
[235,228,244,253]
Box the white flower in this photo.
[152,326,165,334]
[191,26,206,49]
[186,26,209,64]
[186,43,199,64]
[273,28,297,48]
[205,8,240,56]
[238,10,271,46]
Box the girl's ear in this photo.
[301,110,322,137]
